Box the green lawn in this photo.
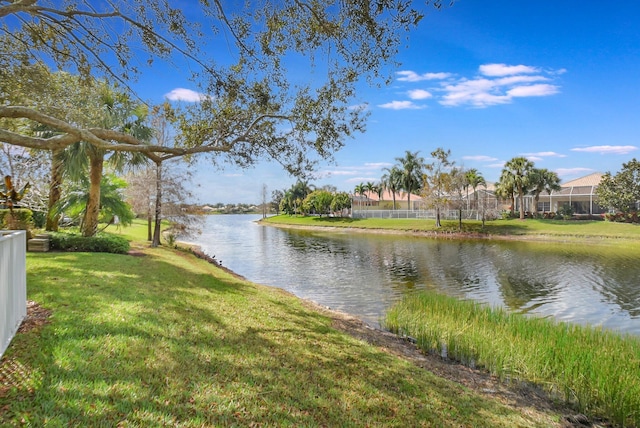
[264,214,640,240]
[0,221,565,427]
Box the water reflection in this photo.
[185,215,640,335]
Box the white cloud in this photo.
[440,78,512,107]
[526,156,543,162]
[396,70,451,82]
[346,177,381,184]
[508,84,559,97]
[487,162,506,168]
[555,167,594,177]
[407,89,433,100]
[390,64,564,109]
[164,88,206,102]
[462,155,499,162]
[316,162,391,179]
[479,63,540,77]
[521,151,567,158]
[495,75,549,86]
[378,100,424,110]
[363,162,393,169]
[571,145,638,155]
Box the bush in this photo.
[605,211,639,223]
[0,209,34,238]
[557,204,574,220]
[49,232,130,254]
[31,211,47,228]
[0,208,34,229]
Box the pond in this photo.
[183,214,640,335]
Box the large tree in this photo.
[596,159,640,214]
[501,156,534,220]
[1,1,445,178]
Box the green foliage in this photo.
[385,292,640,427]
[500,157,535,220]
[53,174,135,231]
[330,192,351,215]
[605,211,639,223]
[596,159,640,215]
[556,204,574,220]
[0,208,33,230]
[280,180,313,215]
[303,190,333,216]
[49,232,130,254]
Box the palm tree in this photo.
[395,150,425,210]
[64,88,151,236]
[290,180,313,214]
[496,169,516,217]
[365,181,377,209]
[464,168,486,211]
[53,174,135,231]
[502,156,534,220]
[354,182,366,212]
[528,168,561,215]
[381,166,402,210]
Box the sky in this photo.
[137,1,640,204]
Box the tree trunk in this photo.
[518,186,525,220]
[152,162,163,247]
[147,207,153,241]
[81,153,103,237]
[45,149,64,231]
[435,207,441,228]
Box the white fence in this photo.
[0,230,27,359]
[352,209,480,220]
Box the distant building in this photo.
[542,172,605,215]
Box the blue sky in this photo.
[138,1,640,204]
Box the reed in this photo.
[384,292,640,427]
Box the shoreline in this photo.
[258,219,630,244]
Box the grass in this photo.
[384,292,640,427]
[263,214,640,240]
[0,220,565,427]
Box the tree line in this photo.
[350,148,562,226]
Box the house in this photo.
[455,172,607,216]
[353,190,423,210]
[539,172,605,215]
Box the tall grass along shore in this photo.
[0,220,570,427]
[384,292,640,427]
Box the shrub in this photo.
[605,211,639,223]
[557,204,574,220]
[49,232,130,254]
[0,208,34,229]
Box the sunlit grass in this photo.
[264,214,640,241]
[384,292,640,427]
[0,222,564,427]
